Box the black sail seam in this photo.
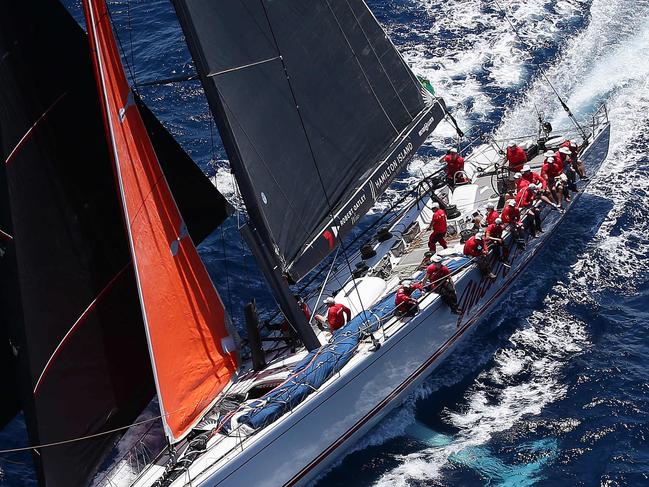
[4,92,68,166]
[342,0,415,120]
[32,261,132,395]
[323,0,399,135]
[207,56,281,78]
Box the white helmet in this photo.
[544,150,554,157]
[431,255,443,263]
[324,297,335,305]
[559,146,571,154]
[508,140,516,147]
[508,199,516,207]
[486,201,495,209]
[514,172,522,179]
[449,148,458,153]
[495,217,502,224]
[522,164,531,172]
[546,156,555,163]
[432,201,440,209]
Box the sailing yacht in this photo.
[0,0,610,486]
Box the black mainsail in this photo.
[172,0,446,283]
[0,0,231,485]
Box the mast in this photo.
[84,0,238,443]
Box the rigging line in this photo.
[211,112,234,311]
[4,92,67,166]
[323,0,398,134]
[491,0,588,139]
[105,3,139,95]
[0,415,164,454]
[256,0,371,322]
[136,73,199,87]
[126,0,137,90]
[309,247,341,325]
[341,0,414,120]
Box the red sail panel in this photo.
[84,0,238,442]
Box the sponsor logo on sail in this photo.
[418,115,436,137]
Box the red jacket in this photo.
[426,263,450,285]
[395,283,423,312]
[464,236,487,257]
[486,222,504,240]
[553,151,566,172]
[522,171,546,189]
[501,205,520,224]
[444,153,465,179]
[431,209,447,233]
[506,146,527,171]
[515,186,536,208]
[327,303,351,331]
[486,209,500,225]
[542,161,561,181]
[516,178,530,192]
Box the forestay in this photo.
[172,0,446,280]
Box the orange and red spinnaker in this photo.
[84,0,238,442]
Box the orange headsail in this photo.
[84,0,238,442]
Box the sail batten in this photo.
[173,0,445,281]
[85,0,238,443]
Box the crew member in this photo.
[394,280,423,316]
[541,156,565,207]
[514,172,527,192]
[463,232,496,279]
[444,148,466,184]
[501,199,525,248]
[420,255,461,314]
[485,202,499,226]
[316,297,351,332]
[515,183,543,237]
[562,139,588,179]
[486,217,508,262]
[506,141,527,173]
[428,202,448,253]
[554,146,572,173]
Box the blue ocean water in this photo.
[1,0,648,486]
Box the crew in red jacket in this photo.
[394,280,423,316]
[554,146,572,173]
[420,255,461,314]
[444,148,465,183]
[464,232,496,278]
[521,165,547,190]
[323,297,351,331]
[516,184,544,236]
[485,202,499,225]
[506,141,527,173]
[561,139,588,179]
[486,217,508,262]
[541,156,561,183]
[427,202,448,253]
[501,199,525,248]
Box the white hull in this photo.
[126,122,610,487]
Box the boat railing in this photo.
[93,420,165,487]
